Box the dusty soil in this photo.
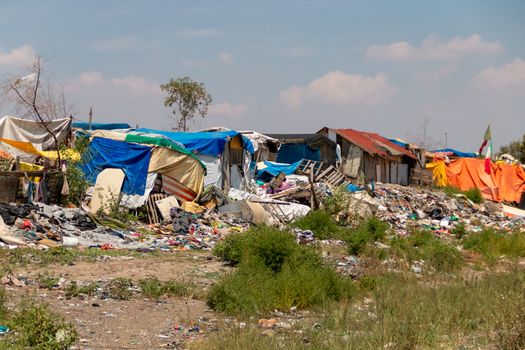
[6,251,230,349]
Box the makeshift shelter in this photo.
[426,158,525,203]
[266,133,336,165]
[135,128,254,192]
[431,148,477,159]
[239,131,280,163]
[83,131,206,208]
[0,116,72,162]
[317,127,416,185]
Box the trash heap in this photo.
[338,183,525,236]
[0,201,250,251]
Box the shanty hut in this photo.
[317,127,417,185]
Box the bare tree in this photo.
[2,56,73,167]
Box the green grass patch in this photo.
[65,281,99,298]
[139,277,190,298]
[195,270,525,350]
[108,278,133,300]
[346,216,388,255]
[462,228,525,263]
[3,298,77,349]
[35,273,60,290]
[390,230,464,273]
[291,210,344,240]
[209,226,355,316]
[442,185,484,204]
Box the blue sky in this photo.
[0,0,524,151]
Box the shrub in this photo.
[463,228,525,263]
[451,222,468,239]
[139,277,190,298]
[213,225,297,273]
[209,227,356,315]
[36,273,60,289]
[65,281,98,298]
[391,230,464,273]
[465,187,484,204]
[291,210,343,240]
[7,299,77,349]
[347,216,388,255]
[108,278,133,300]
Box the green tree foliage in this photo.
[160,76,212,131]
[498,134,525,163]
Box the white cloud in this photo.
[209,102,247,117]
[91,36,137,51]
[280,70,397,109]
[174,28,220,38]
[366,34,502,61]
[74,71,161,95]
[472,58,525,89]
[0,44,35,67]
[414,64,457,84]
[218,51,233,64]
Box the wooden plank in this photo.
[315,165,334,181]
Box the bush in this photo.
[213,225,297,273]
[7,299,77,349]
[108,278,133,300]
[139,277,189,298]
[209,226,355,315]
[65,281,98,298]
[463,228,525,263]
[291,210,343,240]
[391,230,464,272]
[347,216,388,255]
[465,187,484,204]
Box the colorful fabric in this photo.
[427,158,525,203]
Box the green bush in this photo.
[391,230,463,273]
[213,225,297,273]
[463,228,525,263]
[291,210,343,240]
[65,281,98,298]
[464,187,484,204]
[7,299,77,349]
[347,216,388,255]
[451,222,468,239]
[139,277,189,298]
[209,226,355,315]
[108,278,133,300]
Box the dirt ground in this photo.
[6,251,230,349]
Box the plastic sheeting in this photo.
[426,158,525,203]
[135,128,254,156]
[120,172,157,208]
[257,160,301,179]
[83,137,152,195]
[73,122,131,130]
[431,148,477,158]
[276,143,320,163]
[0,116,71,150]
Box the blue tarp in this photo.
[257,160,302,180]
[389,138,409,149]
[276,143,320,164]
[73,122,132,130]
[134,128,254,157]
[432,148,477,158]
[83,137,152,195]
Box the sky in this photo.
[0,0,524,151]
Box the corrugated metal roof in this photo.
[334,128,416,159]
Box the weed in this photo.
[465,187,484,204]
[139,277,190,299]
[0,286,6,322]
[108,278,133,300]
[451,222,468,239]
[463,228,525,263]
[7,298,77,349]
[36,273,60,289]
[209,226,355,315]
[65,281,98,298]
[347,216,388,255]
[291,210,344,240]
[390,230,463,272]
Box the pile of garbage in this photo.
[337,183,525,236]
[0,201,250,251]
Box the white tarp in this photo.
[199,155,222,187]
[0,115,72,150]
